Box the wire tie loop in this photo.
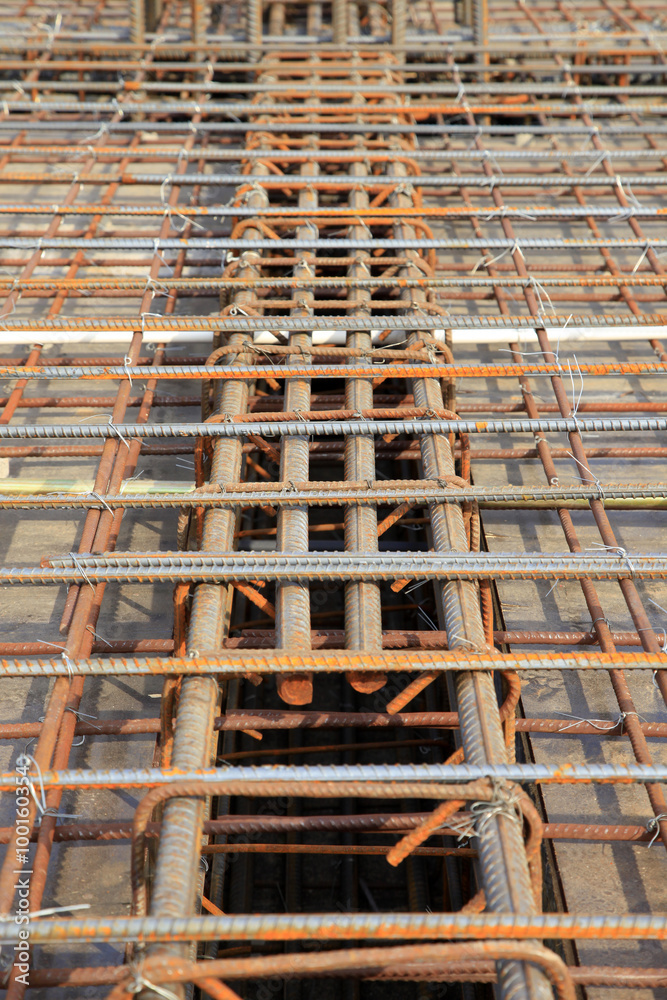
[107,416,131,451]
[119,470,144,495]
[85,624,112,649]
[646,813,667,848]
[85,490,114,514]
[565,451,605,505]
[588,542,636,579]
[529,275,556,316]
[632,241,650,275]
[555,711,626,733]
[151,237,173,275]
[16,752,80,822]
[123,354,133,389]
[65,706,101,746]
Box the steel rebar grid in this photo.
[1,0,667,997]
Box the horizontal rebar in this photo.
[0,911,665,947]
[7,550,667,584]
[1,482,664,510]
[2,275,667,291]
[10,81,667,104]
[0,911,666,946]
[0,649,663,678]
[4,235,667,252]
[5,114,667,134]
[1,361,666,382]
[5,146,667,162]
[0,311,663,332]
[1,415,666,441]
[2,173,667,189]
[4,204,667,221]
[1,761,667,792]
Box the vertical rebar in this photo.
[391,0,406,47]
[473,0,488,47]
[130,0,146,45]
[387,156,552,1000]
[332,0,348,44]
[343,160,385,695]
[275,155,317,705]
[247,0,263,56]
[143,175,269,997]
[268,0,286,36]
[191,0,206,51]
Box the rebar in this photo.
[2,0,667,996]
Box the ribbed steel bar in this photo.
[5,60,667,78]
[343,148,384,695]
[17,78,667,101]
[2,311,667,331]
[0,911,665,946]
[7,110,667,131]
[0,649,664,678]
[0,415,666,440]
[6,234,667,250]
[7,146,667,162]
[4,360,667,380]
[5,203,667,221]
[143,83,271,990]
[388,120,549,997]
[5,168,667,185]
[2,482,664,509]
[8,550,667,586]
[273,101,316,705]
[6,274,667,289]
[7,962,667,990]
[2,35,667,52]
[4,0,667,989]
[3,761,667,791]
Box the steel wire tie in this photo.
[647,813,667,847]
[16,753,79,823]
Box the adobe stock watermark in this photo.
[12,755,33,987]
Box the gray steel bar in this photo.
[246,0,262,52]
[0,911,666,946]
[332,0,347,44]
[2,762,667,791]
[0,911,667,947]
[9,147,667,161]
[344,158,384,691]
[5,273,667,287]
[11,89,667,107]
[0,312,666,332]
[0,482,665,509]
[0,649,663,678]
[0,353,664,377]
[4,62,667,81]
[8,95,667,121]
[7,229,667,248]
[0,34,666,51]
[409,149,544,999]
[16,550,667,584]
[2,203,667,220]
[274,148,317,704]
[391,0,406,47]
[0,415,665,440]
